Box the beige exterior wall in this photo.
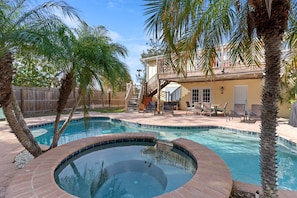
[142,54,292,118]
[279,102,292,118]
[143,57,158,81]
[179,79,291,118]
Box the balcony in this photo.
[155,57,265,83]
[141,46,270,99]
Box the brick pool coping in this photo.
[6,133,232,198]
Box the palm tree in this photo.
[281,5,297,103]
[0,0,81,157]
[280,57,297,103]
[49,24,130,148]
[144,0,293,197]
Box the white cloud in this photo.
[107,0,125,8]
[108,31,123,42]
[62,16,81,29]
[119,42,150,82]
[107,1,115,9]
[51,8,81,29]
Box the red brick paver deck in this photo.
[5,133,233,198]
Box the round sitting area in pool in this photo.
[55,138,198,198]
[92,160,168,198]
[6,133,233,198]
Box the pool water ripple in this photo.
[32,117,297,190]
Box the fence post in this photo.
[20,87,25,114]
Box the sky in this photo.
[38,0,151,83]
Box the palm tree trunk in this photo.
[50,93,81,148]
[51,72,74,148]
[261,34,281,198]
[51,110,62,148]
[3,102,43,157]
[1,52,42,157]
[0,52,13,105]
[11,87,43,155]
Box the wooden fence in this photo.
[14,86,126,116]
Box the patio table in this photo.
[212,104,220,116]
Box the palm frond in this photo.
[144,0,236,76]
[72,25,130,95]
[229,2,264,68]
[287,0,297,49]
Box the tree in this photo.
[280,57,297,103]
[49,24,130,148]
[0,1,130,156]
[141,38,165,58]
[13,53,60,87]
[0,0,81,157]
[280,6,297,103]
[144,0,294,197]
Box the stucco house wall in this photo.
[179,79,290,118]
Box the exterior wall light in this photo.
[220,86,224,94]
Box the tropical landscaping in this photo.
[143,1,297,197]
[0,0,297,198]
[0,0,130,157]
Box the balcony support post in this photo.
[157,75,161,114]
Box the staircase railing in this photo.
[146,74,158,96]
[137,83,144,110]
[125,81,133,111]
[146,74,170,97]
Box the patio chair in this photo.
[216,102,228,117]
[229,104,247,120]
[289,101,297,127]
[201,102,213,117]
[248,104,262,121]
[194,102,203,115]
[143,101,156,115]
[162,102,174,115]
[186,101,195,115]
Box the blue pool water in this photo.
[55,142,196,198]
[33,118,297,190]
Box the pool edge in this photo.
[6,133,233,198]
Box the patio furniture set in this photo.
[142,101,261,123]
[186,101,261,122]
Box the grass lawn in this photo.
[22,107,126,118]
[91,107,126,113]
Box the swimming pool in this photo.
[32,117,297,190]
[55,140,197,198]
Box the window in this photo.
[191,88,211,104]
[192,89,200,104]
[202,89,211,102]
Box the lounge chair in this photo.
[201,102,212,116]
[194,102,203,115]
[216,102,228,117]
[248,104,262,121]
[186,101,195,115]
[143,101,156,115]
[229,104,247,120]
[162,102,174,115]
[289,101,297,127]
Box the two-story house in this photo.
[141,45,291,118]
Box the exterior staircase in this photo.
[126,94,139,112]
[125,82,144,112]
[144,74,170,97]
[147,80,170,97]
[125,75,171,112]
